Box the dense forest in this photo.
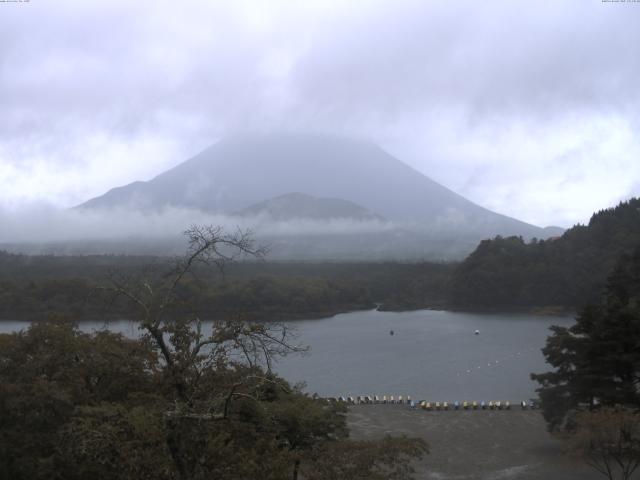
[450,198,640,309]
[0,252,452,321]
[2,198,639,321]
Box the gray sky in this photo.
[1,0,639,227]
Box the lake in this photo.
[0,309,574,402]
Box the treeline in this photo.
[450,198,640,308]
[0,253,453,321]
[0,276,373,322]
[4,197,639,318]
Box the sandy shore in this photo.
[347,405,602,480]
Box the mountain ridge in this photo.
[79,134,549,231]
[76,133,563,258]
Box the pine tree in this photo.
[532,247,640,431]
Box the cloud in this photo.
[0,0,639,226]
[0,205,394,245]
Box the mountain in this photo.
[237,192,386,222]
[450,197,640,308]
[75,133,563,259]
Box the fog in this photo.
[0,205,393,244]
[1,0,639,230]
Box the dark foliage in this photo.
[0,226,428,480]
[0,253,452,321]
[451,198,640,308]
[531,248,640,431]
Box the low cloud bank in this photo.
[0,205,396,245]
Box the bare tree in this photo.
[570,407,640,480]
[102,225,305,479]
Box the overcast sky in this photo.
[1,0,639,227]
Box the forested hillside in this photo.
[0,253,451,321]
[450,198,640,308]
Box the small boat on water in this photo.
[474,330,480,335]
[390,330,394,336]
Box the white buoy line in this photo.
[453,346,539,377]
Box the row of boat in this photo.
[329,395,411,404]
[328,396,537,410]
[418,400,512,410]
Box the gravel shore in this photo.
[347,405,602,480]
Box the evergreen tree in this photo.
[532,247,640,431]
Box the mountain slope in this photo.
[78,133,552,240]
[237,192,386,221]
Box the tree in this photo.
[531,248,640,431]
[0,321,163,480]
[532,248,640,478]
[0,225,428,480]
[103,225,312,479]
[570,407,640,480]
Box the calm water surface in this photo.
[1,309,574,401]
[275,309,573,401]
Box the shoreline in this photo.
[0,303,576,324]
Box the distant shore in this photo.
[0,303,577,325]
